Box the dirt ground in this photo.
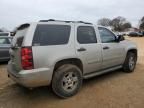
[0,37,144,108]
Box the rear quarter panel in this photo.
[32,23,76,70]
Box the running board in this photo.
[83,65,122,79]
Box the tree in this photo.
[139,16,144,30]
[141,16,144,22]
[97,18,111,26]
[0,27,9,32]
[122,22,132,30]
[111,16,131,31]
[0,29,3,32]
[140,23,144,30]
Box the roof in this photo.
[39,19,92,25]
[0,32,9,34]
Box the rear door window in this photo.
[77,26,97,44]
[32,24,71,46]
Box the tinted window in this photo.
[98,27,116,43]
[33,25,71,46]
[0,33,9,36]
[0,38,10,44]
[77,26,97,44]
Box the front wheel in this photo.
[52,64,83,98]
[123,52,137,73]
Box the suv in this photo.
[0,36,11,62]
[7,20,137,98]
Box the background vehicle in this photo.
[142,31,144,36]
[128,32,143,37]
[114,32,129,37]
[0,36,11,62]
[0,32,10,37]
[7,20,137,98]
[121,32,130,36]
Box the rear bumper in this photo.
[7,61,53,88]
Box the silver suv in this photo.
[7,20,137,98]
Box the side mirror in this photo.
[10,32,16,36]
[116,35,125,42]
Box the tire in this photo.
[52,64,83,98]
[123,52,137,73]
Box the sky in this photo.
[0,0,144,31]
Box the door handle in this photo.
[103,46,109,50]
[77,47,86,52]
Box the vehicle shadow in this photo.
[0,61,8,65]
[83,69,124,86]
[0,69,125,100]
[0,67,137,107]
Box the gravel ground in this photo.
[0,37,144,108]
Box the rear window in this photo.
[32,24,71,46]
[0,33,9,36]
[12,24,30,47]
[12,28,28,47]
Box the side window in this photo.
[77,26,97,44]
[98,27,116,43]
[33,25,71,46]
[0,38,10,44]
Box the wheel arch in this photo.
[127,49,137,57]
[126,48,138,61]
[53,58,83,74]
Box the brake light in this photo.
[21,47,33,70]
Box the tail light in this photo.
[21,47,33,70]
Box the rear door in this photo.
[0,37,11,60]
[98,27,125,69]
[75,25,102,74]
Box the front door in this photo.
[98,27,125,69]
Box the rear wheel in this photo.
[52,64,82,98]
[123,52,137,73]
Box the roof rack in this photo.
[39,19,92,24]
[77,21,92,24]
